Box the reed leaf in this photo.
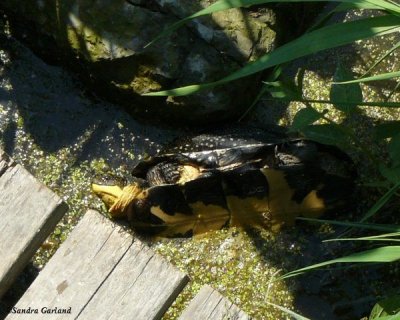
[362,40,400,77]
[266,301,311,320]
[144,15,400,96]
[262,97,400,108]
[297,217,400,232]
[145,0,400,49]
[360,181,400,222]
[336,71,400,84]
[279,246,400,279]
[324,231,400,242]
[370,313,400,320]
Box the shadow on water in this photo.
[0,19,176,162]
[0,4,397,320]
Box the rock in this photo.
[1,1,321,124]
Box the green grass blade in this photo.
[297,217,400,232]
[324,231,400,242]
[145,0,400,48]
[262,97,400,108]
[200,0,400,14]
[335,1,391,10]
[144,15,400,96]
[360,181,400,222]
[387,80,400,100]
[198,0,400,15]
[371,314,400,320]
[363,40,400,77]
[324,238,400,242]
[336,71,400,84]
[313,0,399,32]
[266,301,311,320]
[367,232,400,238]
[306,1,388,35]
[279,246,400,280]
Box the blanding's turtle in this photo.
[92,127,355,237]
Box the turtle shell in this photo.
[131,126,354,187]
[132,126,286,185]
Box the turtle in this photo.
[92,126,355,237]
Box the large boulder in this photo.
[1,1,319,124]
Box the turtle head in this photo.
[91,174,148,218]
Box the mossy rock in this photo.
[1,0,322,124]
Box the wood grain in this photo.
[179,285,250,320]
[0,149,68,298]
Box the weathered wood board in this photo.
[6,210,189,319]
[0,149,68,298]
[179,285,251,320]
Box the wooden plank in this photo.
[179,285,251,320]
[78,237,188,320]
[0,149,68,298]
[6,210,189,319]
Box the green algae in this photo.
[153,228,295,319]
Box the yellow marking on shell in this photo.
[224,169,326,232]
[190,202,230,235]
[300,190,325,218]
[226,195,269,228]
[260,168,326,226]
[150,206,198,236]
[150,203,230,236]
[177,165,200,184]
[150,206,192,224]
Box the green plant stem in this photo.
[387,81,400,101]
[360,181,400,222]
